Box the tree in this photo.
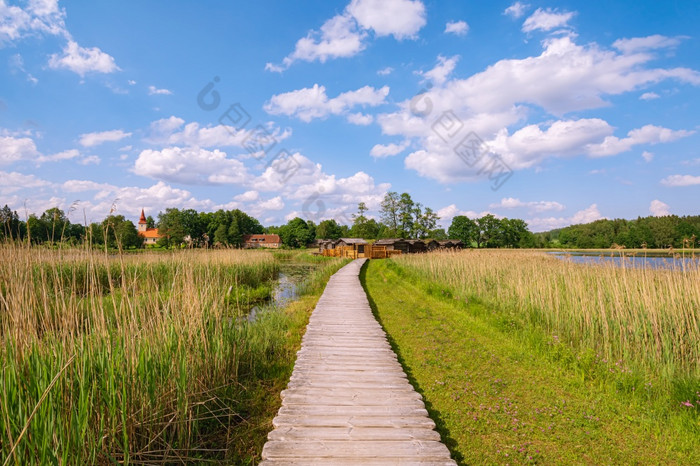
[213,223,229,246]
[0,205,22,241]
[398,193,415,238]
[477,214,502,248]
[102,215,143,249]
[448,216,479,246]
[279,217,314,248]
[157,208,186,248]
[379,192,400,237]
[316,219,342,240]
[414,206,439,239]
[146,215,156,229]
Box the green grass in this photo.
[0,245,348,464]
[361,259,699,464]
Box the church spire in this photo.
[139,208,147,224]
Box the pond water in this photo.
[245,264,313,322]
[547,251,699,270]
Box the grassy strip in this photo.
[362,259,699,464]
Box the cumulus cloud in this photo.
[346,112,374,125]
[374,36,699,183]
[79,129,131,147]
[148,85,173,95]
[418,55,459,86]
[522,8,575,33]
[377,66,394,76]
[436,204,497,228]
[660,174,700,187]
[489,197,565,212]
[504,2,529,18]
[612,34,685,54]
[48,40,119,76]
[642,151,654,162]
[264,84,389,122]
[0,135,40,165]
[134,147,249,185]
[0,0,67,45]
[370,141,410,158]
[0,170,51,195]
[146,116,290,148]
[649,199,670,216]
[527,204,604,232]
[444,20,469,36]
[640,92,660,100]
[267,0,425,70]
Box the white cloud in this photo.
[79,129,131,147]
[374,35,700,183]
[148,85,173,95]
[37,149,80,163]
[9,53,38,83]
[347,0,426,39]
[418,55,459,86]
[278,13,366,68]
[234,190,259,202]
[660,174,700,187]
[522,8,575,33]
[444,20,469,36]
[264,84,389,122]
[641,150,654,162]
[0,170,50,195]
[48,40,119,76]
[377,66,394,76]
[612,34,685,54]
[134,146,249,185]
[0,0,67,45]
[128,79,136,85]
[146,116,290,148]
[586,125,693,157]
[78,155,100,165]
[527,204,604,232]
[269,0,425,70]
[489,197,565,212]
[0,135,39,165]
[346,112,374,125]
[649,199,670,216]
[640,92,660,100]
[370,141,409,158]
[504,2,529,18]
[436,204,496,228]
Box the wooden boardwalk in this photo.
[260,259,456,465]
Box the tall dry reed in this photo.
[395,250,700,385]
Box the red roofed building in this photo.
[137,209,163,245]
[243,234,281,249]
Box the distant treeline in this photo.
[537,215,700,249]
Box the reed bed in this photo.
[394,250,700,390]
[0,244,312,464]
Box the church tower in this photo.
[138,208,148,233]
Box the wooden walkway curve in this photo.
[260,259,456,465]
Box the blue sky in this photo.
[1,0,699,231]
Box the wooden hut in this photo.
[451,239,464,249]
[374,238,410,254]
[406,239,427,253]
[438,240,454,249]
[425,239,440,251]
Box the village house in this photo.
[137,209,162,245]
[243,234,281,248]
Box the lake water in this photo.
[548,252,699,270]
